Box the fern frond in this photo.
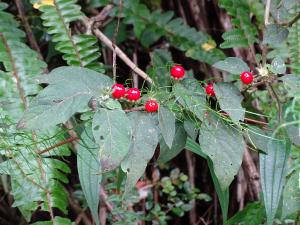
[0,2,46,119]
[122,0,225,64]
[218,0,258,48]
[288,3,300,74]
[33,0,104,72]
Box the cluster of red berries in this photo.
[111,84,159,113]
[205,71,254,96]
[112,65,254,112]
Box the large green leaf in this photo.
[213,57,249,74]
[31,217,73,225]
[158,106,176,149]
[282,170,300,219]
[199,114,245,190]
[121,112,158,195]
[18,67,112,130]
[92,108,131,172]
[185,138,229,221]
[214,82,245,123]
[280,74,300,97]
[224,202,265,225]
[77,127,101,225]
[158,124,187,163]
[260,135,290,225]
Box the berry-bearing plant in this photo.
[0,0,299,225]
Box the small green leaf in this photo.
[199,114,245,191]
[260,135,290,225]
[213,57,249,74]
[214,82,245,123]
[158,107,176,149]
[158,124,187,163]
[92,108,131,172]
[280,74,300,97]
[121,112,158,195]
[263,24,289,45]
[270,56,286,74]
[77,127,101,225]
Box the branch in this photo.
[124,106,145,113]
[37,136,79,155]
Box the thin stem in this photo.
[37,137,79,155]
[264,0,272,26]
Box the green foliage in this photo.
[121,112,158,195]
[158,106,176,149]
[77,127,101,225]
[0,2,46,119]
[214,82,245,123]
[121,0,225,64]
[213,57,249,74]
[218,0,258,48]
[32,0,104,72]
[260,134,291,225]
[18,67,112,130]
[92,108,131,172]
[263,24,289,45]
[199,114,245,191]
[224,202,265,225]
[288,2,300,73]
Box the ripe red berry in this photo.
[240,71,253,85]
[112,84,126,99]
[145,100,159,113]
[170,65,185,79]
[126,88,141,101]
[205,83,215,96]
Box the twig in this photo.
[185,151,197,225]
[267,84,282,123]
[14,0,44,61]
[37,136,80,155]
[112,0,122,82]
[92,28,153,84]
[124,106,145,113]
[68,195,93,225]
[220,112,268,126]
[242,148,260,200]
[99,186,123,221]
[264,0,272,26]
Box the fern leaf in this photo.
[288,3,300,74]
[218,0,258,48]
[33,0,104,72]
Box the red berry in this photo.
[205,83,215,96]
[170,65,185,79]
[126,88,141,101]
[112,84,126,99]
[240,71,253,84]
[145,100,159,112]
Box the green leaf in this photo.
[214,82,245,123]
[18,67,112,130]
[31,216,73,225]
[260,135,290,225]
[282,171,300,219]
[121,112,158,195]
[199,114,245,191]
[77,127,101,225]
[270,56,286,74]
[158,124,187,163]
[245,126,272,153]
[225,202,265,225]
[184,119,198,140]
[92,108,131,171]
[280,74,300,97]
[213,57,249,74]
[158,107,176,149]
[185,138,229,221]
[263,24,289,45]
[174,82,206,121]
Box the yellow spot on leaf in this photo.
[201,40,216,52]
[33,0,54,9]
